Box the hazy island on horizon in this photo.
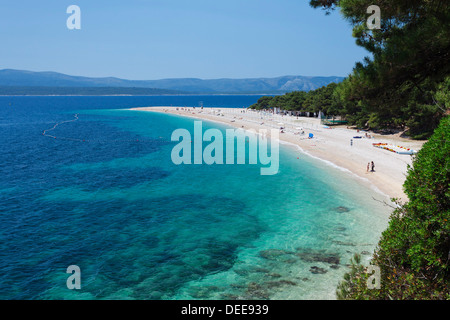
[0,69,345,95]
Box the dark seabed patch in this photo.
[333,206,351,213]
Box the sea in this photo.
[0,95,390,300]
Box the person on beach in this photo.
[367,162,370,172]
[371,161,375,172]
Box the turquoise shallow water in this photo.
[0,96,390,299]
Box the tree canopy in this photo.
[250,1,450,139]
[337,116,450,299]
[306,1,450,299]
[313,0,450,137]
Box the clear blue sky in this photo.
[0,0,368,80]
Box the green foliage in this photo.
[252,1,449,139]
[401,116,450,274]
[250,96,274,110]
[249,83,340,115]
[309,0,450,299]
[336,254,374,300]
[435,76,450,112]
[309,0,450,138]
[336,116,450,299]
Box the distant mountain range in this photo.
[0,69,345,95]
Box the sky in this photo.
[0,0,369,80]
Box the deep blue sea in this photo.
[0,95,390,300]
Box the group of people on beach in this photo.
[367,161,375,172]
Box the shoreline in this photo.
[130,106,426,203]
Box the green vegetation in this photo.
[250,83,342,117]
[250,0,450,139]
[323,0,450,301]
[251,0,450,299]
[337,116,450,299]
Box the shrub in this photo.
[337,116,450,299]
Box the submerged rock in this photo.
[284,258,298,264]
[296,248,340,265]
[233,269,249,276]
[259,249,293,260]
[265,280,297,288]
[334,206,350,213]
[230,283,246,290]
[220,293,239,300]
[310,266,328,274]
[259,249,296,262]
[268,273,282,278]
[330,265,340,269]
[301,277,310,282]
[278,280,297,286]
[245,282,270,300]
[332,240,357,246]
[253,267,271,273]
[188,286,220,299]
